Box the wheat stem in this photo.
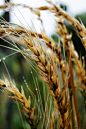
[69,56,81,129]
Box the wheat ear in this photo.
[24,38,71,128]
[0,22,71,128]
[0,78,40,129]
[36,2,86,50]
[0,1,86,49]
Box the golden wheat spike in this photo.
[37,2,86,49]
[25,39,71,128]
[55,14,86,94]
[0,24,70,128]
[0,78,37,128]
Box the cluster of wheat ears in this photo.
[0,1,86,129]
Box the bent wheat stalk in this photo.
[36,2,86,50]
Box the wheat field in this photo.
[0,1,86,129]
